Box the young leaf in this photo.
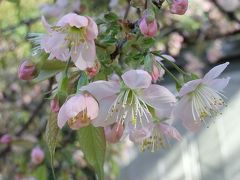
[45,113,60,179]
[78,125,106,180]
[33,70,59,83]
[41,60,67,71]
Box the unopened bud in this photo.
[104,123,124,144]
[31,146,44,165]
[50,98,60,113]
[139,17,158,37]
[86,60,101,78]
[170,0,188,15]
[0,134,12,144]
[18,60,36,80]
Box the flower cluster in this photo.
[19,0,230,154]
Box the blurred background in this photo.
[0,0,240,179]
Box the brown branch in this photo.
[124,0,131,20]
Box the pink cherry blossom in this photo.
[0,134,12,144]
[81,70,176,135]
[130,122,181,152]
[57,93,99,130]
[139,17,158,37]
[104,123,124,144]
[174,62,230,131]
[31,146,44,165]
[40,13,98,70]
[170,0,188,15]
[18,60,36,80]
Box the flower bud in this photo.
[50,98,60,113]
[0,134,12,144]
[31,146,44,165]
[170,0,188,15]
[139,17,158,37]
[18,60,36,80]
[151,64,165,83]
[104,123,124,144]
[144,9,155,23]
[86,60,101,78]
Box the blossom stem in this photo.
[152,52,188,75]
[159,63,182,86]
[64,58,71,76]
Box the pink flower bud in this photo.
[31,146,44,165]
[104,123,124,144]
[18,61,36,80]
[0,134,12,144]
[50,98,60,113]
[86,60,100,78]
[139,17,158,37]
[151,64,165,83]
[170,0,188,15]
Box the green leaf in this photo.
[78,125,106,180]
[77,72,89,93]
[33,70,59,83]
[45,113,60,179]
[33,165,47,180]
[144,54,153,72]
[41,60,67,71]
[104,12,118,22]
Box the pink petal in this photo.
[86,16,98,40]
[41,33,70,61]
[81,81,120,101]
[57,13,88,28]
[203,62,229,81]
[57,103,69,129]
[205,77,230,91]
[71,40,96,70]
[159,124,182,141]
[129,125,152,143]
[141,84,176,106]
[57,94,87,129]
[139,18,149,36]
[178,79,202,97]
[85,95,99,119]
[173,96,201,132]
[41,16,52,33]
[91,96,117,127]
[156,54,175,63]
[121,70,152,89]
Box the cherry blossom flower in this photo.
[31,146,44,165]
[170,0,188,15]
[174,62,230,131]
[139,17,158,37]
[39,13,98,70]
[81,70,176,134]
[130,122,181,152]
[18,60,36,80]
[57,93,99,130]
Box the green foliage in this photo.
[45,113,60,178]
[78,125,106,180]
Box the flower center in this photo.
[68,108,90,129]
[106,89,151,129]
[191,84,226,122]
